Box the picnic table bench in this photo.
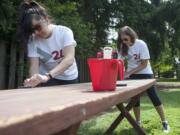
[0,79,156,135]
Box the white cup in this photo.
[103,47,112,59]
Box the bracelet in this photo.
[45,73,53,79]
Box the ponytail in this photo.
[18,0,48,46]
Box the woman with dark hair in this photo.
[18,0,78,87]
[117,26,170,133]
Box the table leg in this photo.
[117,104,146,135]
[53,122,81,135]
[105,95,146,135]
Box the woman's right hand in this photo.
[24,76,41,87]
[24,74,49,87]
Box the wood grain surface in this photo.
[0,79,156,135]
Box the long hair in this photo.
[18,0,49,46]
[117,26,138,56]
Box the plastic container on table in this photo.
[88,58,124,91]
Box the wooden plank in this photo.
[0,79,156,135]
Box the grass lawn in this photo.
[78,89,180,135]
[157,78,180,82]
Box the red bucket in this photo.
[88,58,124,91]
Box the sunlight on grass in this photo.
[78,89,180,135]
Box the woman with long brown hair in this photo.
[18,0,78,87]
[117,26,170,133]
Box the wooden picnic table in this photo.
[0,79,156,135]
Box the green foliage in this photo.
[0,0,14,31]
[152,42,174,72]
[111,0,180,74]
[108,42,118,51]
[0,0,21,40]
[1,0,178,60]
[77,0,112,54]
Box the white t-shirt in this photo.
[127,39,153,74]
[28,24,78,80]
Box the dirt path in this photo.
[156,82,180,90]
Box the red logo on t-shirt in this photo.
[52,50,64,60]
[133,54,140,60]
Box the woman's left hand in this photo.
[24,74,49,87]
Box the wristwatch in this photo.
[45,72,53,79]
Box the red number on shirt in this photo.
[52,50,64,60]
[133,54,140,60]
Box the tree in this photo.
[77,0,113,53]
[110,0,180,77]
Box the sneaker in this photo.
[162,121,170,133]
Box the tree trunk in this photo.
[8,39,16,89]
[177,64,180,80]
[17,45,25,87]
[0,41,7,89]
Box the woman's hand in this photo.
[24,74,49,87]
[124,60,149,80]
[124,72,131,79]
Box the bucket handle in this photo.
[117,59,124,80]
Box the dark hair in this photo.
[18,0,49,46]
[117,26,138,56]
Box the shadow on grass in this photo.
[79,123,148,135]
[118,128,138,135]
[78,119,159,135]
[78,120,104,135]
[78,128,104,135]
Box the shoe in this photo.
[162,121,170,133]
